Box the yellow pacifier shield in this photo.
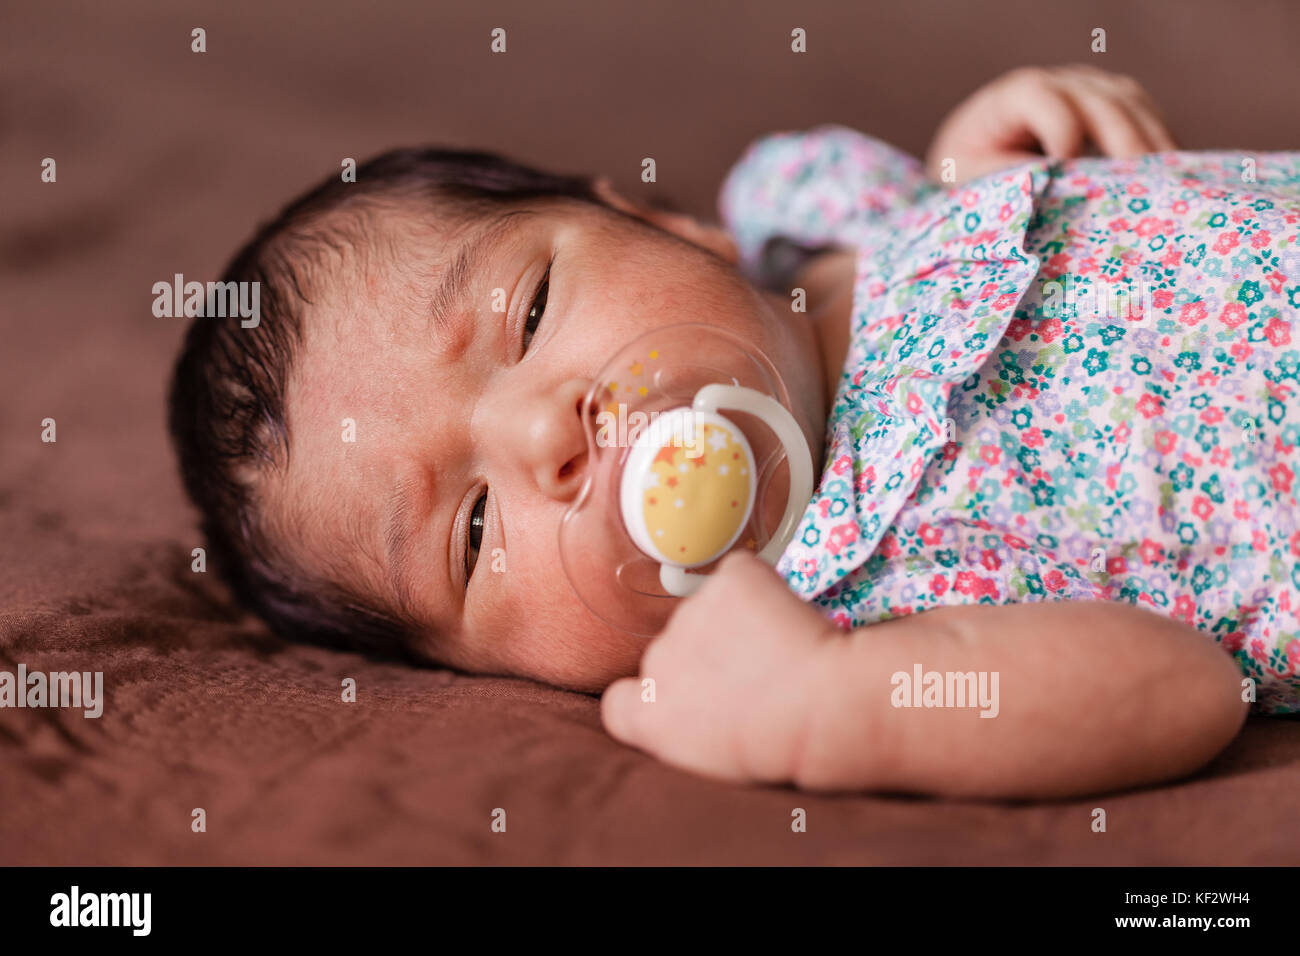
[620,409,756,569]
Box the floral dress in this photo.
[721,126,1300,714]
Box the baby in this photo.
[169,65,1299,799]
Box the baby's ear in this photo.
[592,177,739,265]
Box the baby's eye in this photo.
[522,270,549,353]
[465,490,488,583]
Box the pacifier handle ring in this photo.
[657,385,813,599]
[693,384,814,564]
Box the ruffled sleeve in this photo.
[719,125,933,285]
[777,161,1055,599]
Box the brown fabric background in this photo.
[2,0,1298,864]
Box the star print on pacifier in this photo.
[621,410,756,568]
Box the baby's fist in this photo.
[600,551,840,785]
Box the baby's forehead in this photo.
[270,201,528,577]
[313,197,530,304]
[309,197,456,288]
[265,359,409,614]
[281,205,454,351]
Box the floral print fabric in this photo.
[720,126,1300,713]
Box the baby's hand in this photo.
[600,551,839,785]
[925,65,1178,184]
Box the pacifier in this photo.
[559,323,813,636]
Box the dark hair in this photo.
[168,148,606,658]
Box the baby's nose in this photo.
[509,378,593,502]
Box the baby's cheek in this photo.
[440,556,631,689]
[495,580,645,691]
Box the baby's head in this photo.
[169,148,826,691]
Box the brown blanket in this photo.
[3,0,1298,865]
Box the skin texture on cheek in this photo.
[444,550,645,692]
[492,608,645,694]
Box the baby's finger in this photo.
[600,676,650,746]
[1124,90,1179,151]
[1068,67,1177,153]
[1061,84,1152,158]
[998,75,1087,159]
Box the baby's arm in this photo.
[601,553,1248,800]
[798,600,1249,799]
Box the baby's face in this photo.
[270,196,825,691]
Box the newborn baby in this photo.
[170,65,1298,799]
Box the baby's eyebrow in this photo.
[427,209,536,355]
[384,469,428,613]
